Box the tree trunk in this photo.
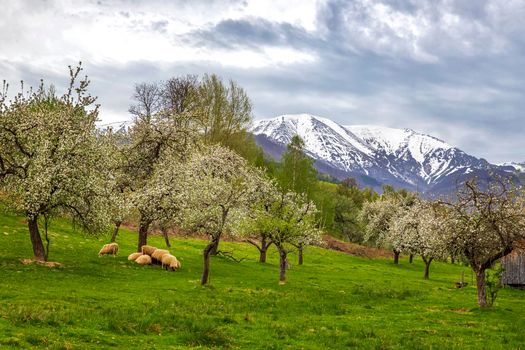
[393,250,400,264]
[450,255,455,264]
[298,246,303,265]
[259,237,270,263]
[475,268,488,308]
[162,228,171,248]
[137,219,150,252]
[111,221,121,243]
[28,215,46,261]
[409,254,414,264]
[259,246,268,263]
[201,238,219,285]
[210,237,219,256]
[279,248,287,284]
[423,256,433,280]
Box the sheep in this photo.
[128,252,143,261]
[135,254,152,265]
[161,254,181,271]
[98,243,119,257]
[151,249,170,264]
[141,245,157,256]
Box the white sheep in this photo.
[135,254,152,265]
[98,243,119,257]
[140,245,157,256]
[161,254,181,270]
[128,252,143,261]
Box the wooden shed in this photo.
[502,242,525,288]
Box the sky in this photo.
[1,0,524,164]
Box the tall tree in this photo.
[333,178,374,243]
[198,74,252,148]
[0,65,113,261]
[127,77,198,251]
[277,135,318,198]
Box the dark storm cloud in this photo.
[182,18,316,51]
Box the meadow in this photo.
[1,208,524,349]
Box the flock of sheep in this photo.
[98,242,181,271]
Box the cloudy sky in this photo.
[1,0,524,163]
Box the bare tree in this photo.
[129,82,162,123]
[442,177,525,307]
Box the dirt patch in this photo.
[322,235,392,259]
[19,259,62,268]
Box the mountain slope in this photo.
[251,114,510,194]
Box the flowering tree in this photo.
[130,150,187,248]
[126,78,199,251]
[241,191,321,284]
[441,178,525,307]
[99,128,133,243]
[390,200,450,279]
[0,65,113,261]
[178,145,265,285]
[237,176,278,263]
[360,190,416,264]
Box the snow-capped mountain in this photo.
[501,162,525,173]
[251,114,511,194]
[96,120,133,133]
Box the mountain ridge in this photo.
[251,114,512,194]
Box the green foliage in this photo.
[1,210,525,349]
[332,178,378,243]
[198,74,252,147]
[486,265,504,307]
[311,181,337,231]
[276,135,318,198]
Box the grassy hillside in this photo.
[0,208,524,349]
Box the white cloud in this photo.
[0,0,317,69]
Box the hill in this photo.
[1,209,524,349]
[251,114,513,194]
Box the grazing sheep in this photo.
[141,245,157,256]
[128,252,143,261]
[161,254,181,270]
[98,243,119,257]
[151,249,170,264]
[135,254,152,265]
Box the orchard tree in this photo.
[238,177,278,263]
[131,150,186,249]
[126,74,260,250]
[179,145,265,285]
[390,200,450,279]
[0,65,113,261]
[100,128,133,243]
[442,178,525,307]
[360,189,417,264]
[242,191,321,284]
[126,77,198,251]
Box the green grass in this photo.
[0,208,524,349]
